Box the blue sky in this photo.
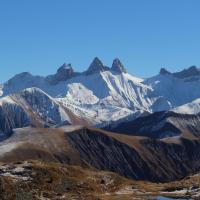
[1,0,200,82]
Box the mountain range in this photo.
[1,58,200,134]
[1,58,200,198]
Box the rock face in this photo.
[85,57,109,75]
[173,66,200,79]
[159,68,171,75]
[159,66,200,78]
[111,58,127,73]
[46,63,75,84]
[55,63,74,81]
[0,100,29,140]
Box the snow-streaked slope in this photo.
[0,87,83,140]
[1,69,170,125]
[66,83,99,105]
[56,71,172,124]
[1,70,145,101]
[58,97,137,125]
[0,96,16,106]
[0,96,30,140]
[0,68,169,110]
[12,87,72,125]
[173,98,200,114]
[3,61,200,126]
[58,70,154,109]
[104,110,200,139]
[144,73,200,107]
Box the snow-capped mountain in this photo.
[1,57,200,128]
[144,66,200,107]
[0,57,171,125]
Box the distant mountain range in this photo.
[1,58,200,132]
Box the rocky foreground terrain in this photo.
[1,160,200,200]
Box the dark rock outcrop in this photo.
[173,66,200,79]
[55,63,74,81]
[0,102,29,140]
[159,68,171,75]
[46,63,75,84]
[111,58,127,73]
[159,66,200,79]
[85,57,109,75]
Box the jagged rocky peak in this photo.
[111,58,127,73]
[56,63,74,80]
[173,65,200,79]
[159,68,171,75]
[86,57,109,75]
[46,63,75,84]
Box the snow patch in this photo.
[0,143,18,155]
[173,98,200,114]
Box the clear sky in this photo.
[1,0,200,82]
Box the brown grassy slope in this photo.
[67,127,200,182]
[1,126,200,182]
[0,127,84,166]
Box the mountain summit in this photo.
[55,63,74,81]
[111,58,127,73]
[159,66,200,79]
[46,63,75,84]
[173,65,200,79]
[85,57,109,75]
[159,68,171,75]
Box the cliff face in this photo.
[0,102,29,140]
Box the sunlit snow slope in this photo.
[1,58,200,126]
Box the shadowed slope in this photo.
[1,126,200,182]
[103,111,200,139]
